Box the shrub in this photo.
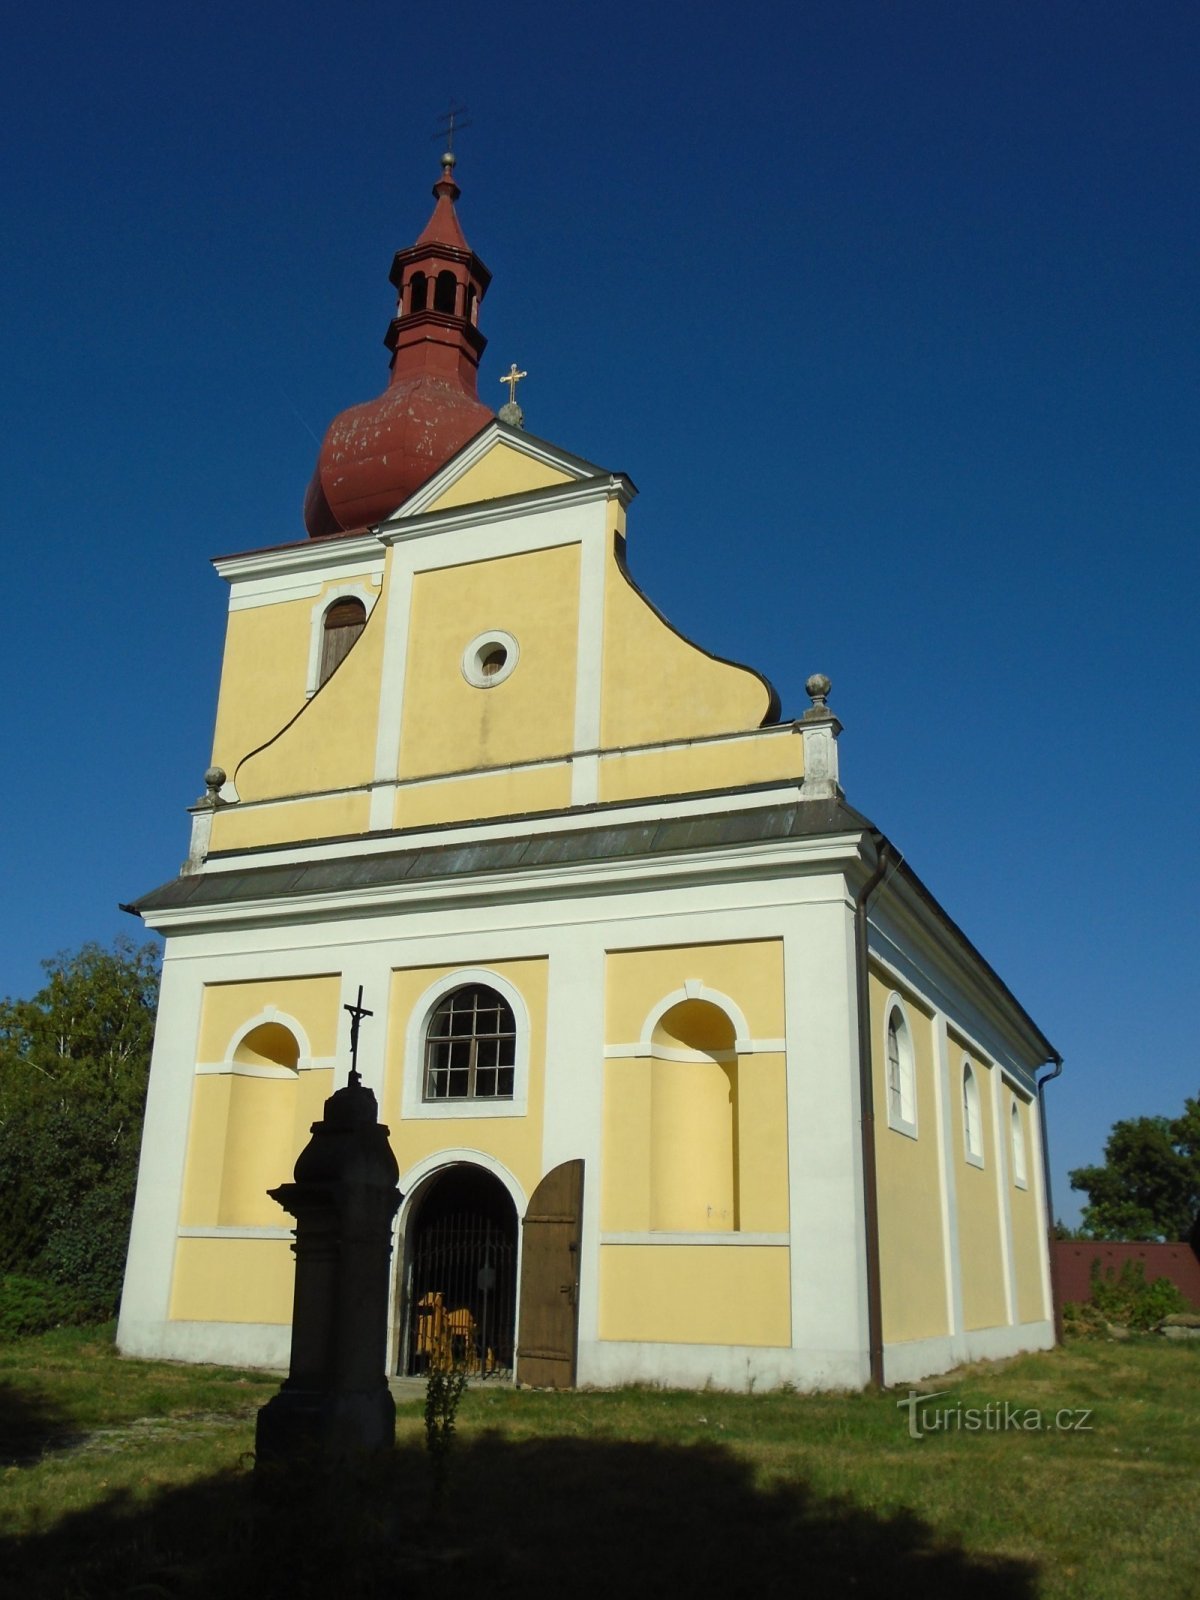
[1078,1258,1188,1331]
[0,1274,95,1341]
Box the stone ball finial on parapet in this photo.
[799,673,844,801]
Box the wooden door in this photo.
[516,1160,584,1388]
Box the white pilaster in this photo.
[933,1011,964,1336]
[990,1064,1017,1325]
[369,554,413,829]
[782,886,870,1379]
[570,524,607,805]
[117,956,205,1353]
[542,930,606,1355]
[1029,1093,1054,1323]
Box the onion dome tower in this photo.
[303,153,495,537]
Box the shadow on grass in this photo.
[3,1430,1040,1599]
[0,1379,80,1467]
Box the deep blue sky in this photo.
[3,2,1196,1222]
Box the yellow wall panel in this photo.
[179,1076,230,1227]
[1008,1094,1047,1323]
[599,1245,791,1346]
[869,971,948,1343]
[171,1237,295,1325]
[606,941,785,1043]
[601,1060,652,1231]
[425,442,575,510]
[382,958,548,1204]
[649,1056,738,1231]
[208,791,371,851]
[232,581,387,803]
[198,975,342,1062]
[736,1055,789,1232]
[393,763,572,829]
[949,1040,1008,1331]
[211,602,312,781]
[399,546,580,779]
[598,729,801,804]
[600,552,774,748]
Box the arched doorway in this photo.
[399,1165,518,1378]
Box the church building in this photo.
[118,154,1060,1390]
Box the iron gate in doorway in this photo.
[405,1210,516,1377]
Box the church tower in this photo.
[304,151,494,537]
[120,157,1059,1392]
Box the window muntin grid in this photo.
[424,985,517,1102]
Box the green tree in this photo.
[1069,1095,1200,1241]
[0,937,160,1314]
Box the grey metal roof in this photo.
[128,795,869,916]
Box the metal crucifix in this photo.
[343,984,373,1087]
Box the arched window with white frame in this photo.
[401,969,531,1121]
[884,1002,917,1138]
[962,1060,984,1166]
[1011,1100,1028,1187]
[423,985,516,1102]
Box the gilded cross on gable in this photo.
[343,985,373,1088]
[500,363,527,404]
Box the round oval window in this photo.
[462,631,519,688]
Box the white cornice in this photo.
[868,883,1052,1074]
[139,832,867,935]
[380,473,634,544]
[200,774,805,875]
[213,532,384,586]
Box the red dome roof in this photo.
[304,156,494,537]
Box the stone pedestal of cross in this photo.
[255,988,401,1475]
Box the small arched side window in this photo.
[962,1061,984,1165]
[424,985,516,1102]
[434,270,457,314]
[409,272,428,312]
[319,597,366,688]
[464,283,477,325]
[885,1007,916,1136]
[1011,1101,1028,1186]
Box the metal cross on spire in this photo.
[500,363,527,404]
[434,101,471,154]
[343,985,373,1087]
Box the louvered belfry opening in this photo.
[403,1166,518,1378]
[318,597,366,687]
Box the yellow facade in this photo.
[231,581,387,803]
[171,1237,295,1325]
[599,1244,791,1347]
[949,1038,1009,1331]
[209,790,372,850]
[597,727,801,803]
[197,974,342,1061]
[600,552,774,748]
[424,441,575,510]
[868,970,949,1344]
[392,763,572,829]
[383,958,548,1203]
[601,943,789,1243]
[605,940,786,1043]
[1008,1092,1046,1323]
[398,545,581,778]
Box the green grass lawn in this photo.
[2,1327,1197,1599]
